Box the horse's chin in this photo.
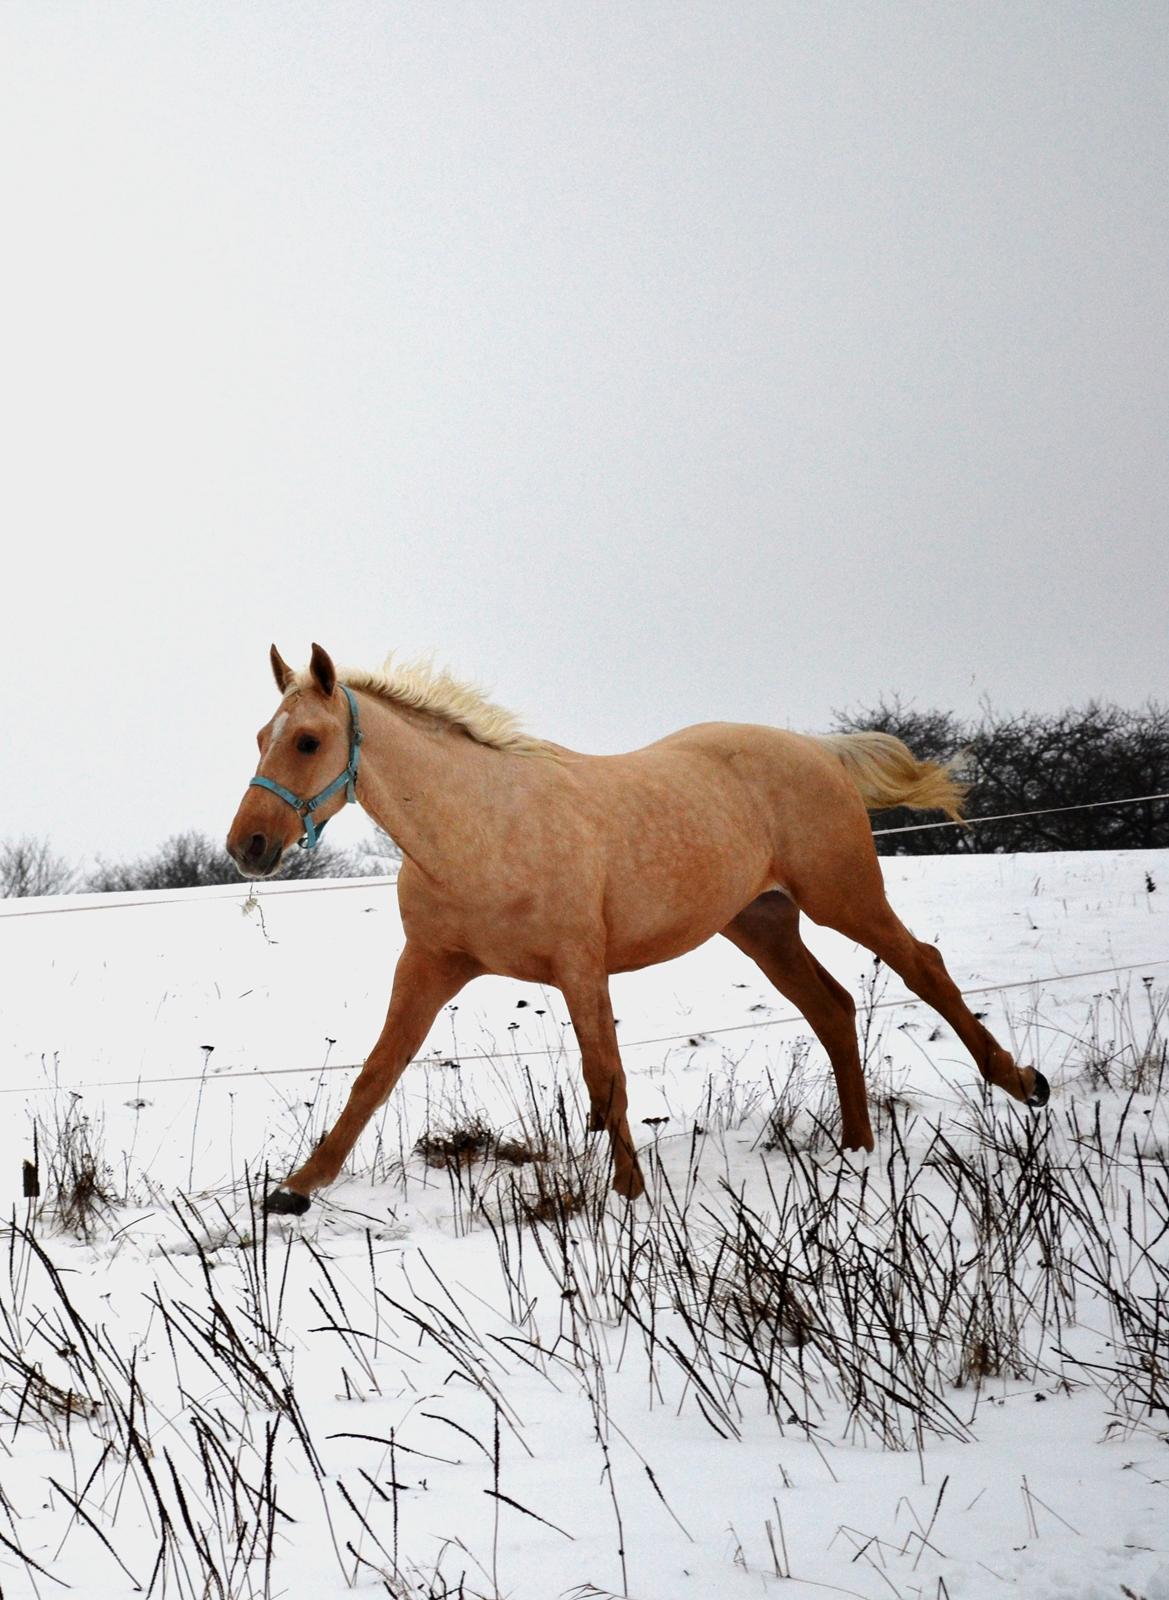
[234,849,288,881]
[230,844,287,883]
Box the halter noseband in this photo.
[249,685,363,850]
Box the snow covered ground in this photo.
[0,849,1166,1599]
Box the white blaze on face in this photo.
[271,711,290,746]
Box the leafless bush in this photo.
[85,828,378,891]
[1064,977,1168,1096]
[760,1041,842,1152]
[0,834,75,896]
[34,1094,120,1240]
[833,696,1169,851]
[416,1114,499,1170]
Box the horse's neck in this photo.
[354,693,501,873]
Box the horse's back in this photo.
[657,722,888,919]
[551,721,875,966]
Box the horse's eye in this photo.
[297,735,320,754]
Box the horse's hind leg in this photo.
[722,892,873,1152]
[265,944,477,1214]
[822,894,1047,1107]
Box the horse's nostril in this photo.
[246,833,268,861]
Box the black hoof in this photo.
[264,1187,311,1216]
[1026,1070,1051,1109]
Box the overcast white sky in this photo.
[2,2,1166,867]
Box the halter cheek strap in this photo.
[249,685,363,850]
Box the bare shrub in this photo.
[85,828,377,891]
[1063,978,1168,1096]
[0,835,75,897]
[518,1173,591,1226]
[34,1095,120,1240]
[698,1050,774,1134]
[833,696,1169,852]
[760,1041,842,1153]
[415,1115,498,1170]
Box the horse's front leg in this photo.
[265,944,476,1214]
[558,967,645,1200]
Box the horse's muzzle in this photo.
[226,832,284,878]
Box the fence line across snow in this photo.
[2,955,1165,1098]
[872,790,1169,836]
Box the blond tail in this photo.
[815,732,968,820]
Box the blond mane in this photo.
[296,655,549,755]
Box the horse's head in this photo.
[226,643,362,877]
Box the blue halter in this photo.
[249,685,363,850]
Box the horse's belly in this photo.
[603,872,773,974]
[606,928,711,974]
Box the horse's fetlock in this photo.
[611,1163,646,1201]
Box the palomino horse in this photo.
[226,644,1048,1214]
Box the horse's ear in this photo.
[270,644,295,693]
[309,642,337,698]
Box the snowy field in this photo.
[0,849,1166,1599]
